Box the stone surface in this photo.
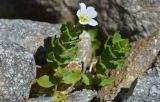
[28,89,96,102]
[65,89,97,102]
[96,0,160,40]
[28,97,54,102]
[1,0,159,40]
[0,40,36,102]
[29,88,96,102]
[0,19,60,65]
[36,0,76,23]
[0,0,159,40]
[35,0,160,40]
[0,19,60,54]
[122,67,160,102]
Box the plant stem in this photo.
[53,83,58,96]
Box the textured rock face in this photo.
[0,40,36,102]
[0,19,60,54]
[1,0,159,40]
[65,89,97,102]
[36,0,77,22]
[0,19,62,101]
[96,0,160,39]
[123,67,160,102]
[0,19,60,65]
[35,0,160,39]
[0,0,159,40]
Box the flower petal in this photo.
[80,3,86,11]
[76,10,81,17]
[86,7,97,18]
[88,19,98,26]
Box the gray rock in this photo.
[0,40,36,102]
[0,19,60,53]
[28,89,97,102]
[1,0,159,40]
[96,0,160,40]
[1,0,159,39]
[28,97,54,102]
[35,0,160,40]
[28,89,96,102]
[36,0,76,22]
[123,67,160,102]
[65,89,97,102]
[0,19,60,65]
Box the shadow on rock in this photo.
[34,37,51,65]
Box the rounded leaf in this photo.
[37,75,54,88]
[62,71,82,84]
[82,74,93,85]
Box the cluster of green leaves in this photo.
[37,22,131,102]
[37,67,106,102]
[47,22,84,69]
[37,67,83,89]
[37,22,84,102]
[37,66,112,90]
[96,32,131,71]
[37,67,82,89]
[92,32,131,87]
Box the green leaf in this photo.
[60,47,78,60]
[87,28,98,40]
[37,75,54,88]
[119,39,129,48]
[62,71,82,84]
[96,74,113,86]
[96,73,106,79]
[108,46,117,58]
[82,73,93,85]
[55,67,68,78]
[60,22,83,42]
[47,60,59,69]
[99,77,113,86]
[112,32,122,44]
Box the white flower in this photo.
[76,3,98,26]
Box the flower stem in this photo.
[53,83,58,96]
